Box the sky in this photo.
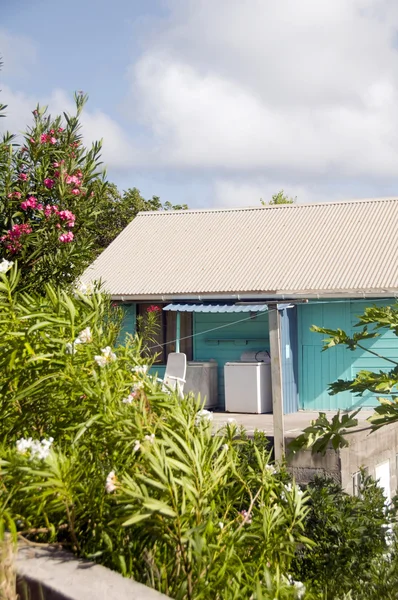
[2,0,398,208]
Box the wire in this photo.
[146,296,398,352]
[148,308,277,351]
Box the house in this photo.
[82,197,398,494]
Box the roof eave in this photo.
[110,289,398,302]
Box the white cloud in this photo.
[126,0,398,180]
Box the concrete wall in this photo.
[16,545,170,600]
[339,420,398,495]
[287,420,398,497]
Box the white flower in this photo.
[94,354,107,367]
[222,444,229,451]
[16,437,33,454]
[133,440,141,453]
[284,482,293,493]
[102,346,116,361]
[195,409,214,425]
[76,281,94,296]
[76,327,92,344]
[132,365,148,374]
[265,464,277,475]
[0,259,13,274]
[65,342,76,355]
[218,522,224,529]
[105,470,117,493]
[94,346,116,367]
[240,509,252,524]
[292,580,306,599]
[144,433,155,443]
[227,417,236,424]
[16,437,53,460]
[122,392,136,404]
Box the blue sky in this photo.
[2,0,398,208]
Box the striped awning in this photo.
[163,303,268,313]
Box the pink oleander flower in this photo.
[65,174,82,186]
[58,127,64,132]
[59,231,74,243]
[2,223,33,254]
[50,137,57,145]
[20,196,37,211]
[58,209,74,221]
[56,223,61,229]
[44,178,55,189]
[53,162,59,168]
[44,204,59,218]
[8,192,22,199]
[29,137,35,143]
[58,210,76,228]
[147,305,161,313]
[49,129,55,134]
[71,188,80,196]
[40,134,48,143]
[37,203,43,210]
[19,173,28,181]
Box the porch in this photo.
[211,409,374,438]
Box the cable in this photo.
[146,296,398,352]
[147,307,277,351]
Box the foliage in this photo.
[261,190,296,206]
[291,475,394,599]
[289,303,398,453]
[135,303,162,359]
[0,268,311,600]
[92,184,188,254]
[289,410,361,456]
[0,93,109,293]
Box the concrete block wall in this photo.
[287,420,398,497]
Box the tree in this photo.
[92,185,188,254]
[290,303,398,453]
[260,190,296,206]
[0,93,108,293]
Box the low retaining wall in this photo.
[16,544,170,600]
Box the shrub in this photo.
[0,94,108,293]
[0,267,310,599]
[292,475,394,599]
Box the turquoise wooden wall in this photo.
[117,304,136,344]
[298,299,397,410]
[193,311,270,409]
[280,306,299,414]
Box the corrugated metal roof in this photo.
[81,198,398,298]
[163,303,268,313]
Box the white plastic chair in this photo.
[163,352,187,398]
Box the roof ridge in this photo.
[137,196,398,216]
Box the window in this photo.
[136,304,192,364]
[352,467,369,497]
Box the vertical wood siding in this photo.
[117,304,136,344]
[280,306,299,414]
[298,299,397,410]
[193,311,270,409]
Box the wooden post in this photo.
[176,311,181,353]
[268,304,285,461]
